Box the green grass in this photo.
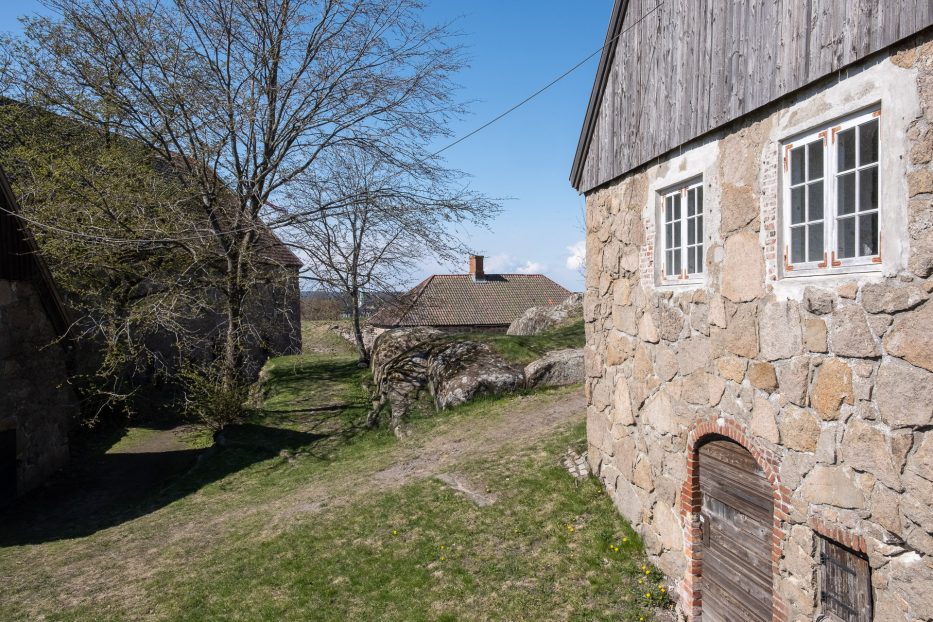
[454,320,585,365]
[0,325,671,622]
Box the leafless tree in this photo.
[291,148,497,364]
[2,0,466,391]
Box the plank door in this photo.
[0,428,16,504]
[699,439,773,622]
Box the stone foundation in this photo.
[584,35,933,622]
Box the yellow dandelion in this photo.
[392,530,398,536]
[638,579,644,585]
[440,556,446,561]
[645,570,651,575]
[645,592,652,599]
[660,587,667,593]
[623,537,629,543]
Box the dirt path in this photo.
[264,388,586,530]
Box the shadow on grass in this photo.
[0,423,341,546]
[2,357,373,546]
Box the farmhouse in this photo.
[369,255,571,333]
[0,166,78,503]
[572,2,933,621]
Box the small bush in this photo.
[180,366,254,431]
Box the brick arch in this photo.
[677,415,791,622]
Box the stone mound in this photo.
[507,293,584,336]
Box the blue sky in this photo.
[0,1,614,291]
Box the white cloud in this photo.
[483,253,514,273]
[482,253,547,275]
[516,261,546,274]
[566,240,586,271]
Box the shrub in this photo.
[180,366,254,431]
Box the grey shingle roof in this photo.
[369,274,572,328]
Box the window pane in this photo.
[697,186,703,213]
[791,227,806,264]
[791,146,806,185]
[808,141,824,180]
[674,220,681,246]
[838,172,856,215]
[808,181,824,221]
[808,224,824,263]
[859,213,879,256]
[838,217,856,258]
[859,118,879,165]
[673,193,681,220]
[838,127,856,171]
[673,249,681,275]
[697,246,704,273]
[697,214,703,241]
[666,250,674,276]
[666,223,673,248]
[665,196,672,223]
[791,186,806,224]
[859,167,878,212]
[688,246,696,274]
[688,218,696,245]
[687,189,695,217]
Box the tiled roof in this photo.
[369,274,573,328]
[253,224,302,268]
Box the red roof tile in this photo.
[369,273,573,328]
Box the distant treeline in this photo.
[301,291,401,322]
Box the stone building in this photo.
[0,166,78,503]
[571,2,932,621]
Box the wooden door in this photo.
[0,428,16,504]
[699,439,773,622]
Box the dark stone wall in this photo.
[0,278,77,497]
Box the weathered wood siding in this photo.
[575,0,933,193]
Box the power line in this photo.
[430,0,665,160]
[1,0,666,245]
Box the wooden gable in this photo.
[571,0,933,194]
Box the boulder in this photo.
[524,348,585,388]
[507,293,584,336]
[369,327,445,434]
[428,341,525,410]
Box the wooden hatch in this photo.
[699,439,774,622]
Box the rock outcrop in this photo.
[524,348,585,388]
[428,341,525,410]
[368,327,443,435]
[507,293,584,336]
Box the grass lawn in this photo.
[0,323,670,622]
[451,320,585,366]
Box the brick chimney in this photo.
[469,254,485,280]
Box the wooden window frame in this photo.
[659,178,704,285]
[781,107,882,277]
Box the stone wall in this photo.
[0,278,77,497]
[583,35,933,622]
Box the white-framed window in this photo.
[660,179,704,283]
[782,108,881,274]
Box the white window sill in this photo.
[657,276,706,290]
[781,262,883,281]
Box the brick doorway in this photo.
[0,428,15,504]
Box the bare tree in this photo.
[291,148,497,364]
[2,0,465,390]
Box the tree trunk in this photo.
[350,288,369,367]
[222,266,245,390]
